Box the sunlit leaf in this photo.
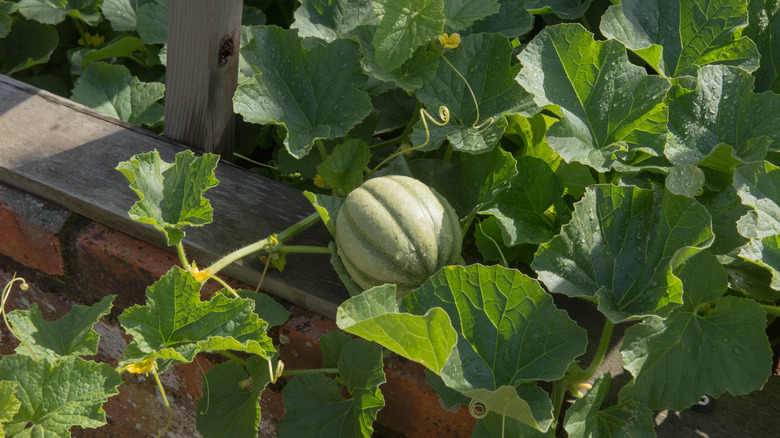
[116,150,218,246]
[532,185,714,323]
[517,24,671,172]
[0,355,122,437]
[7,295,114,359]
[620,252,772,410]
[118,267,275,368]
[600,0,759,77]
[235,26,372,158]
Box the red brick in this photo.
[278,306,339,370]
[76,223,180,309]
[276,305,476,437]
[379,356,476,438]
[0,183,70,275]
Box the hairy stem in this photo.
[208,212,321,275]
[283,367,339,376]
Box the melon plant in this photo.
[335,175,462,294]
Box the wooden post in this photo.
[164,0,242,159]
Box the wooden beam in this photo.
[164,0,243,158]
[0,75,349,318]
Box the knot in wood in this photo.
[218,36,234,66]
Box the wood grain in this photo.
[0,74,349,318]
[164,0,243,158]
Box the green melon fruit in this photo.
[335,175,462,294]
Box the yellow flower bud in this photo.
[438,33,461,49]
[125,358,156,374]
[313,174,326,188]
[189,264,212,282]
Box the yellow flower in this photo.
[438,33,461,49]
[78,32,105,48]
[313,174,326,188]
[399,143,413,156]
[189,264,212,282]
[125,358,156,375]
[269,234,279,245]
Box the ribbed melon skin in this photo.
[335,175,462,292]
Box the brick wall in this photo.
[0,182,476,437]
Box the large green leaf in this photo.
[0,355,122,437]
[620,251,772,410]
[563,374,655,438]
[235,290,291,328]
[411,32,538,153]
[7,295,114,359]
[746,0,780,93]
[733,161,780,288]
[101,0,154,31]
[0,19,58,74]
[116,150,219,246]
[292,0,378,42]
[71,62,165,126]
[196,357,272,438]
[525,0,593,19]
[371,0,445,71]
[443,0,499,30]
[600,0,759,78]
[339,265,581,431]
[278,338,385,437]
[316,139,371,195]
[17,0,80,24]
[0,14,11,38]
[234,26,372,158]
[411,265,583,430]
[408,146,517,223]
[516,24,671,172]
[118,267,275,367]
[479,156,570,246]
[532,185,714,323]
[81,36,145,69]
[349,24,440,92]
[471,410,549,438]
[470,0,534,39]
[337,284,458,373]
[697,186,750,256]
[0,381,21,438]
[406,265,586,383]
[665,65,780,166]
[136,0,167,44]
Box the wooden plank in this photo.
[0,74,349,318]
[164,0,243,158]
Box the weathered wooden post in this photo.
[164,0,243,158]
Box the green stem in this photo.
[1,276,36,359]
[442,144,454,163]
[176,242,190,269]
[283,367,339,376]
[209,275,240,299]
[551,319,614,424]
[575,320,615,383]
[316,139,328,161]
[207,213,320,275]
[762,304,780,317]
[151,368,172,438]
[221,350,248,366]
[278,245,332,255]
[550,379,567,425]
[233,153,278,170]
[370,135,406,150]
[70,16,88,43]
